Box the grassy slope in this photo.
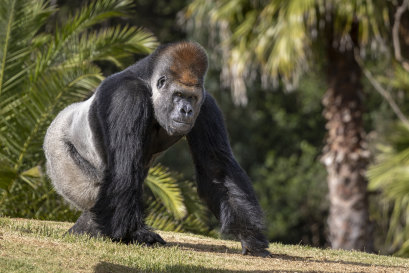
[0,218,408,273]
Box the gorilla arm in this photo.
[187,93,271,257]
[90,77,165,245]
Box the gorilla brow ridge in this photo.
[176,80,202,87]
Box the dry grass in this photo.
[0,217,408,272]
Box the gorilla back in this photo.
[43,41,271,257]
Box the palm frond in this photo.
[33,0,153,77]
[0,165,17,190]
[0,63,102,168]
[62,0,133,32]
[145,165,187,220]
[54,0,133,48]
[0,0,54,97]
[186,0,389,104]
[331,0,389,46]
[368,123,409,255]
[145,175,214,235]
[186,0,315,104]
[145,199,184,232]
[58,25,156,70]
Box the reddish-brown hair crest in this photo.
[163,42,208,86]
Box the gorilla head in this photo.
[150,42,208,136]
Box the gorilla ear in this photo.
[157,76,166,89]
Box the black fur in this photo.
[75,42,270,256]
[90,71,156,242]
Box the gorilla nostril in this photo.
[181,105,193,116]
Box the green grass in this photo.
[0,217,408,272]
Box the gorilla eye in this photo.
[157,76,166,89]
[175,92,183,97]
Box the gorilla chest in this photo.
[145,123,183,165]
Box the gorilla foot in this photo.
[67,211,101,238]
[126,228,166,246]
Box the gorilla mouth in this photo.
[172,119,192,125]
[166,119,193,136]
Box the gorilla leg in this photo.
[89,81,165,246]
[67,211,165,245]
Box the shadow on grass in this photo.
[165,241,238,255]
[163,241,406,270]
[93,261,321,273]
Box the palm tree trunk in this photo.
[322,22,373,251]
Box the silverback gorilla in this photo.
[43,41,270,257]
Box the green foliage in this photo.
[145,165,215,236]
[368,124,409,255]
[146,165,187,220]
[239,76,327,246]
[145,165,214,235]
[186,0,389,104]
[254,142,327,245]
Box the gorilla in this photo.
[43,41,270,257]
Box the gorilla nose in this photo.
[180,104,193,117]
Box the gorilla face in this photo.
[152,73,204,136]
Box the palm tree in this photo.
[322,19,371,251]
[186,0,390,251]
[0,0,210,234]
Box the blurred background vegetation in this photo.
[2,0,409,257]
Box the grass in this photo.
[0,217,409,272]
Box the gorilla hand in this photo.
[123,227,166,246]
[240,233,272,258]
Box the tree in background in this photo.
[322,17,371,251]
[0,0,211,235]
[185,0,396,251]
